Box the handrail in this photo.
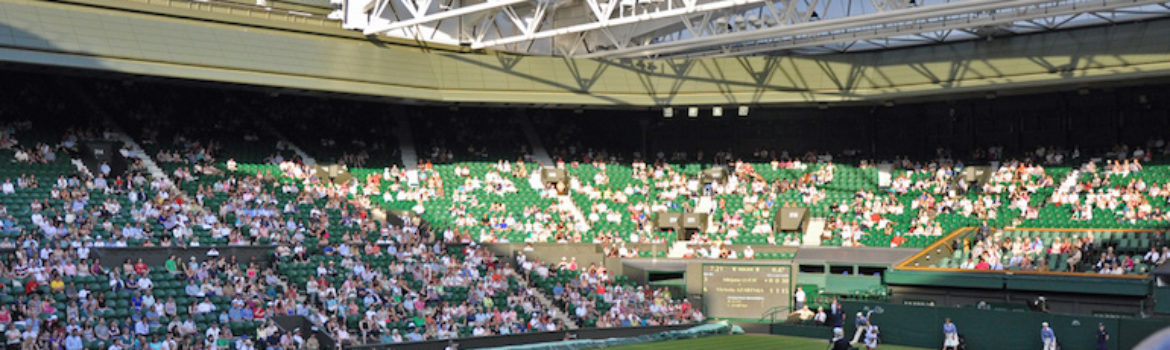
[758,305,789,324]
[893,227,972,269]
[1009,227,1164,233]
[894,265,1151,279]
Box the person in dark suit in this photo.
[830,299,846,329]
[1096,323,1109,350]
[976,221,991,242]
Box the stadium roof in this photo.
[348,0,1170,57]
[5,0,1170,107]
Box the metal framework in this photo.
[344,0,1170,57]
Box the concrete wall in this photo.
[888,285,1148,316]
[773,301,1169,350]
[346,324,699,350]
[487,243,608,268]
[92,246,276,269]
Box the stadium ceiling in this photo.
[344,0,1170,58]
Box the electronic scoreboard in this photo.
[701,264,791,319]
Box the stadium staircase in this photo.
[802,217,825,246]
[55,79,109,179]
[105,121,171,189]
[694,196,715,215]
[259,120,317,166]
[557,195,592,234]
[520,114,554,166]
[395,116,419,170]
[107,123,214,215]
[66,79,204,213]
[69,159,93,178]
[1051,168,1081,204]
[510,262,581,330]
[668,241,689,258]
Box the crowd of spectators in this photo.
[1049,158,1170,223]
[9,71,1170,350]
[412,114,531,164]
[517,253,703,329]
[948,223,1170,274]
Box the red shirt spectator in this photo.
[975,259,990,270]
[134,260,149,276]
[24,279,38,295]
[891,235,908,247]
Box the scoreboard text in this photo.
[701,265,790,319]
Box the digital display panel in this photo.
[702,265,791,319]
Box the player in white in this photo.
[864,320,880,350]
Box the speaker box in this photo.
[964,166,992,183]
[774,207,809,232]
[541,168,568,184]
[655,212,682,231]
[700,167,729,185]
[682,213,708,230]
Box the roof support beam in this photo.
[693,0,1170,57]
[577,0,1031,57]
[362,0,528,35]
[580,0,1170,58]
[470,0,772,48]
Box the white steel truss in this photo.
[344,0,1170,57]
[591,0,1170,58]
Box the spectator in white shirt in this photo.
[1144,247,1160,265]
[137,276,153,291]
[134,319,149,335]
[195,298,217,314]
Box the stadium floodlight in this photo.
[663,108,674,118]
[737,106,749,117]
[688,107,699,118]
[712,106,723,117]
